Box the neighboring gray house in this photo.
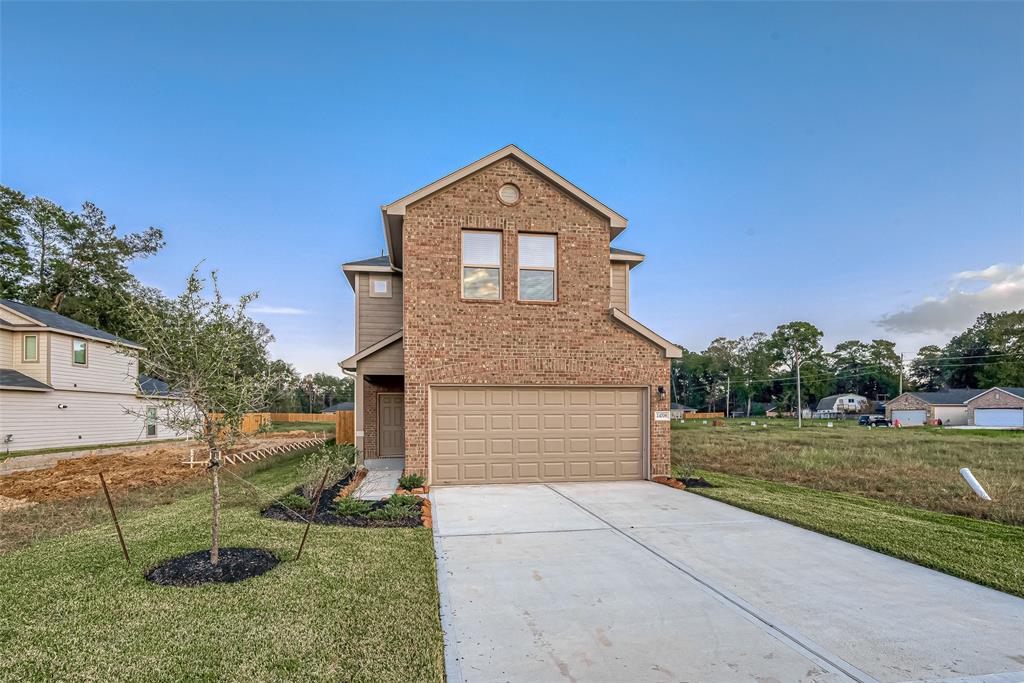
[670,403,696,419]
[321,402,354,413]
[0,299,182,452]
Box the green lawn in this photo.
[266,420,336,434]
[682,469,1024,598]
[672,418,1024,525]
[0,453,444,682]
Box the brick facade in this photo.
[361,375,404,459]
[401,157,672,480]
[966,388,1024,410]
[885,394,934,421]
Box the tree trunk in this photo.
[211,451,221,566]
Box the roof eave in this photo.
[609,308,682,359]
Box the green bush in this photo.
[333,496,373,517]
[298,441,357,498]
[279,492,313,511]
[398,473,426,490]
[367,494,422,521]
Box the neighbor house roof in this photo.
[609,308,682,359]
[380,145,629,268]
[138,374,173,397]
[341,255,398,290]
[0,369,52,392]
[610,247,645,269]
[322,402,354,413]
[339,330,403,371]
[0,299,144,349]
[964,387,1024,404]
[902,389,987,405]
[670,403,695,411]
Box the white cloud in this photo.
[877,263,1024,333]
[249,306,313,316]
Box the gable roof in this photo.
[610,247,645,269]
[380,145,628,268]
[0,299,144,349]
[964,387,1024,404]
[901,388,987,405]
[609,308,682,359]
[339,330,403,371]
[341,255,398,289]
[815,394,866,411]
[0,369,52,392]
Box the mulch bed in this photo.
[261,478,425,528]
[145,547,279,587]
[653,475,714,490]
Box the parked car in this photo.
[859,415,891,426]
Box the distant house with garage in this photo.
[814,393,869,418]
[964,387,1024,427]
[670,403,696,419]
[883,387,1024,427]
[0,299,182,452]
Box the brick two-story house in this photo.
[340,146,681,485]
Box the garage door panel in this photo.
[432,386,644,484]
[976,409,1024,427]
[892,410,926,426]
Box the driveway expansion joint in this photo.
[543,484,878,683]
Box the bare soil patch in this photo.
[0,431,325,505]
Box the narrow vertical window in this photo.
[462,230,501,300]
[146,407,158,437]
[518,233,556,301]
[22,335,38,362]
[72,339,88,365]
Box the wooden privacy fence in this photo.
[210,411,354,443]
[681,412,725,419]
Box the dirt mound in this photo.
[0,432,322,504]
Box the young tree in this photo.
[116,267,287,565]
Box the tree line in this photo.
[673,312,1024,415]
[0,186,355,410]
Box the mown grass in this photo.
[0,452,444,682]
[266,420,336,434]
[682,469,1024,598]
[671,419,1024,525]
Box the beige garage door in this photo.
[431,386,645,485]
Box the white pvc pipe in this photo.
[959,468,992,501]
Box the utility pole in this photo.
[795,349,803,429]
[898,352,904,395]
[725,376,730,418]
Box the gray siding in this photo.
[357,273,403,351]
[610,263,629,313]
[359,339,404,375]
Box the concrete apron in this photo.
[431,481,1024,683]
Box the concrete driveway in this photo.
[431,481,1024,683]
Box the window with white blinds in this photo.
[462,230,501,299]
[518,233,556,301]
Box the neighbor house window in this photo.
[518,233,556,301]
[146,407,158,437]
[369,274,392,298]
[72,339,87,365]
[462,230,501,300]
[22,335,38,362]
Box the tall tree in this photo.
[768,321,826,411]
[0,187,31,298]
[968,311,1024,387]
[909,345,944,391]
[734,332,772,415]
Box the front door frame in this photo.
[378,391,405,457]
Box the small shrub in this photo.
[398,473,426,490]
[279,493,312,511]
[298,441,357,498]
[367,494,421,521]
[334,496,373,517]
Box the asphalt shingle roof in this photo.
[138,374,172,396]
[343,255,391,268]
[610,247,644,257]
[322,402,354,413]
[0,299,142,348]
[0,369,52,391]
[908,389,986,405]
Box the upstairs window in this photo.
[22,335,38,362]
[518,233,557,301]
[462,230,501,300]
[369,274,392,298]
[72,339,88,365]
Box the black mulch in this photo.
[261,478,424,528]
[680,476,713,488]
[145,548,279,587]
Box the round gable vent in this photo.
[498,183,521,206]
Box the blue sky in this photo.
[3,1,1022,374]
